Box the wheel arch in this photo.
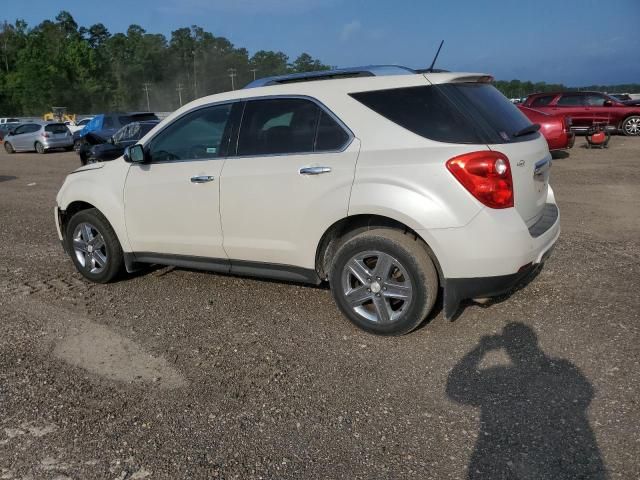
[315,214,444,282]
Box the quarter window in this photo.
[584,94,606,106]
[148,104,232,162]
[315,111,350,151]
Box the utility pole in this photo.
[142,82,151,111]
[250,68,258,81]
[228,68,237,91]
[192,50,197,99]
[176,82,184,107]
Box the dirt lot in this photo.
[1,137,639,479]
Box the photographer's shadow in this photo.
[446,323,606,479]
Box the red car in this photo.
[522,91,640,136]
[518,106,575,151]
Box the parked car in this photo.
[55,66,559,335]
[66,117,94,134]
[0,123,18,143]
[518,106,575,151]
[521,91,640,136]
[4,122,73,154]
[79,120,160,165]
[73,112,159,151]
[0,117,20,125]
[609,93,631,101]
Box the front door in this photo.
[124,103,234,259]
[220,97,358,270]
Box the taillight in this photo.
[446,151,514,209]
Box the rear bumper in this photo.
[43,137,73,149]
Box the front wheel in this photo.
[73,139,83,153]
[65,208,124,283]
[35,141,46,154]
[4,142,14,154]
[621,116,640,136]
[329,229,439,335]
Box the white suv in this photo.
[55,66,560,335]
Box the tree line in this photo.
[0,11,637,116]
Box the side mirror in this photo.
[603,100,613,107]
[124,144,146,163]
[8,129,15,136]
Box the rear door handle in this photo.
[299,166,331,175]
[190,175,215,183]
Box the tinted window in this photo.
[78,118,91,126]
[138,122,157,138]
[557,95,584,106]
[238,98,320,155]
[352,84,533,144]
[148,104,232,162]
[103,116,115,129]
[45,123,68,134]
[584,94,606,106]
[112,125,129,143]
[530,95,555,107]
[315,111,349,151]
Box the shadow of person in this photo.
[446,323,606,479]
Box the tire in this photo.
[65,208,124,283]
[74,139,83,153]
[621,116,640,136]
[329,228,439,335]
[4,142,14,154]
[35,141,46,154]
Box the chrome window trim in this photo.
[139,94,354,164]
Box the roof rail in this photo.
[244,65,418,88]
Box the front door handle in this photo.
[299,166,331,175]
[190,175,215,183]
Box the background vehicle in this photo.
[0,117,20,125]
[56,66,559,335]
[4,122,73,154]
[79,120,159,165]
[66,117,94,134]
[73,112,159,151]
[518,106,574,151]
[0,123,19,143]
[522,91,640,136]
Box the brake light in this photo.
[446,151,514,209]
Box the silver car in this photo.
[4,122,73,154]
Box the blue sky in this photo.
[2,0,638,86]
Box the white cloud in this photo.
[340,20,362,42]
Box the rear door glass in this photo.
[530,95,555,107]
[557,95,584,106]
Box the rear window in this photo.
[350,83,535,144]
[45,123,68,134]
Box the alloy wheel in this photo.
[341,250,413,324]
[72,222,108,274]
[623,117,640,136]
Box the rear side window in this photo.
[45,123,68,134]
[238,98,319,155]
[315,111,350,151]
[530,95,555,107]
[103,116,115,129]
[351,84,534,144]
[557,95,584,106]
[584,94,606,106]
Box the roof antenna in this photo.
[427,40,444,72]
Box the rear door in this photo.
[552,93,590,129]
[219,97,357,270]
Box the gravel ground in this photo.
[0,136,638,479]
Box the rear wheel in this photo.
[329,229,438,335]
[621,116,640,136]
[35,141,46,154]
[65,208,124,283]
[73,139,83,152]
[4,142,14,154]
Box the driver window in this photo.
[585,94,606,107]
[13,125,26,134]
[148,104,232,162]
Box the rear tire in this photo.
[621,116,640,136]
[4,142,14,154]
[329,228,439,335]
[65,208,124,283]
[35,141,46,154]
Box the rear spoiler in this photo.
[423,72,494,85]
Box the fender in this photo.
[56,160,132,252]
